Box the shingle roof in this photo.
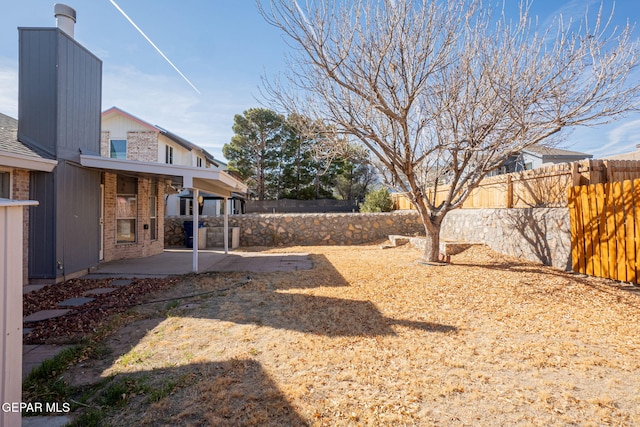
[523,144,592,158]
[0,112,55,160]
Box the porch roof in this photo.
[79,154,247,197]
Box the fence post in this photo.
[505,175,513,208]
[1,200,37,427]
[571,161,581,187]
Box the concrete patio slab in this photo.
[211,252,313,272]
[84,249,312,277]
[58,297,94,307]
[24,309,71,323]
[84,287,117,295]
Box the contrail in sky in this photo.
[109,0,201,95]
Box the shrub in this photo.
[359,188,393,212]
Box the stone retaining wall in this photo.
[440,208,571,270]
[165,207,571,269]
[165,211,424,247]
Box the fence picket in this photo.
[568,187,581,273]
[612,182,627,281]
[587,185,602,278]
[594,184,610,279]
[605,183,618,281]
[623,180,636,283]
[580,185,595,276]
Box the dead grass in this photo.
[65,244,640,426]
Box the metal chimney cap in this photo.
[54,4,76,23]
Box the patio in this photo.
[86,249,313,278]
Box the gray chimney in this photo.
[54,4,76,38]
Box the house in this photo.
[1,4,247,285]
[100,107,245,218]
[493,145,593,175]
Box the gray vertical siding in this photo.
[18,28,58,156]
[57,163,101,274]
[20,28,103,280]
[56,33,102,159]
[28,172,56,278]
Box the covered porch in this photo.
[80,154,248,272]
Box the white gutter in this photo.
[0,152,58,172]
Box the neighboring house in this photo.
[1,6,246,285]
[602,145,640,160]
[492,145,593,175]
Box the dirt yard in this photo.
[64,244,640,426]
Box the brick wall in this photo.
[12,169,31,284]
[100,131,158,162]
[100,131,110,157]
[127,131,158,162]
[102,173,165,262]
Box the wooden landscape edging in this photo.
[568,178,640,284]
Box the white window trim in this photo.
[0,167,12,199]
[110,139,128,159]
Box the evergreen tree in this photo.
[222,108,284,200]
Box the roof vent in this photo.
[54,4,76,38]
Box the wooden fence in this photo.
[392,159,640,210]
[568,179,640,284]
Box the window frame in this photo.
[149,182,158,241]
[116,176,138,244]
[0,168,11,199]
[110,139,127,159]
[165,145,174,164]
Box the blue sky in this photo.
[0,0,639,161]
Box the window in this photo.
[165,145,174,164]
[179,198,193,216]
[116,176,137,243]
[197,157,203,167]
[150,182,157,241]
[110,139,127,159]
[0,171,10,198]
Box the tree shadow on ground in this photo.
[73,359,308,427]
[181,253,456,336]
[196,290,455,336]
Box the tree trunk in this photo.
[414,201,442,262]
[422,222,441,262]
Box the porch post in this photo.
[192,188,199,272]
[224,197,229,254]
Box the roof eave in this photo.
[0,151,58,172]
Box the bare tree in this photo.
[259,0,640,262]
